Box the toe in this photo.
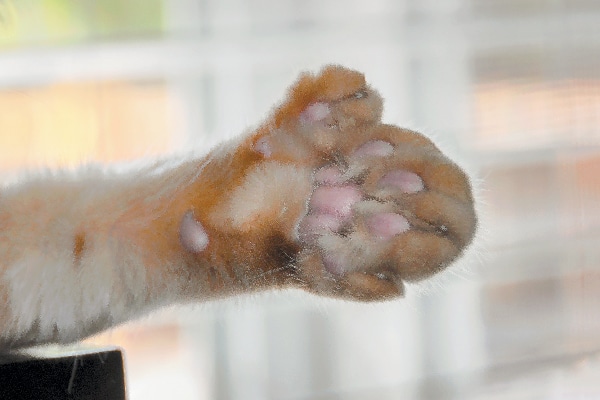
[378,170,425,193]
[352,140,394,158]
[366,213,410,239]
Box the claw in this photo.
[437,224,449,236]
[353,89,368,99]
[374,272,387,280]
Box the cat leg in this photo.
[166,65,477,302]
[0,65,477,349]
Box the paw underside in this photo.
[184,66,477,301]
[292,134,475,300]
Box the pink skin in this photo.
[379,170,425,193]
[353,140,394,157]
[366,213,410,239]
[314,166,345,185]
[254,137,272,158]
[179,211,209,253]
[300,102,330,124]
[309,186,363,219]
[297,103,426,276]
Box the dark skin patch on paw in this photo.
[263,233,301,278]
[337,224,354,237]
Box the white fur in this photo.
[210,161,312,233]
[0,160,194,348]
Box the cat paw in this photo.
[293,123,476,300]
[246,67,477,300]
[255,66,477,301]
[183,65,476,302]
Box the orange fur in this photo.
[125,66,476,299]
[134,65,475,301]
[0,65,477,348]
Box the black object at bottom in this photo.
[0,347,125,400]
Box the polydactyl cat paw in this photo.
[187,65,476,301]
[251,65,477,301]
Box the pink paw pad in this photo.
[353,140,394,158]
[379,170,425,193]
[299,184,362,245]
[300,102,330,124]
[366,213,410,239]
[254,137,272,158]
[309,186,362,219]
[179,211,209,253]
[314,166,345,185]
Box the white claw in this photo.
[353,90,367,99]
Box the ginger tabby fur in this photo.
[0,65,476,350]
